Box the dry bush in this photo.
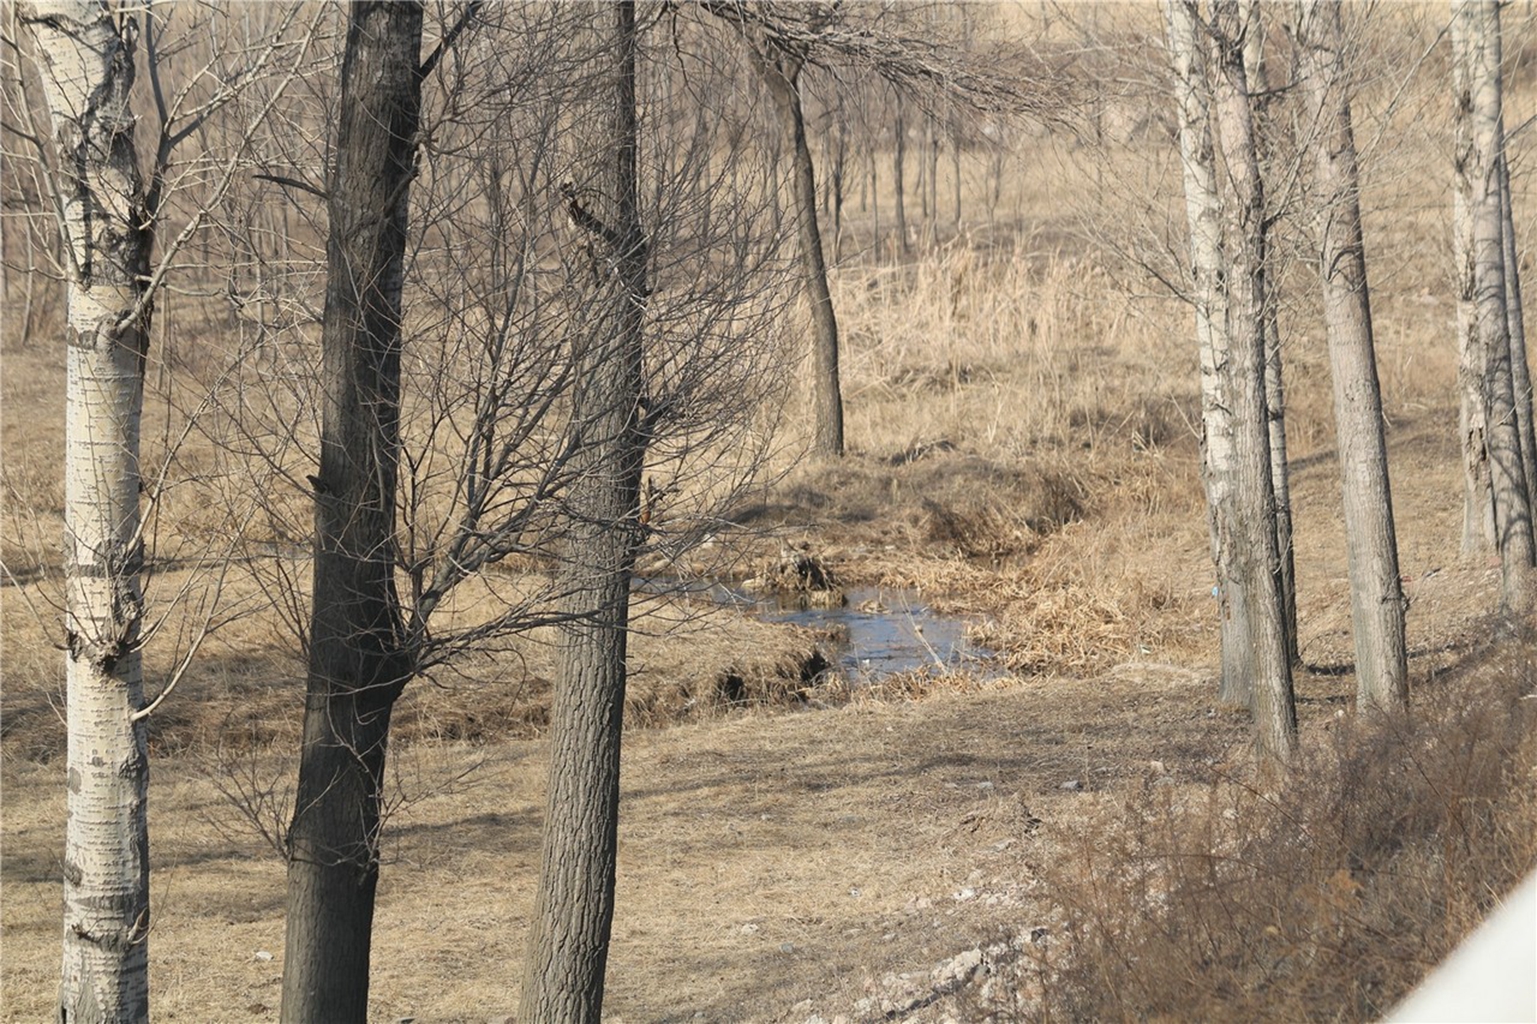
[851,664,990,704]
[1010,644,1537,1023]
[736,445,1109,586]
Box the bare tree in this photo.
[279,3,424,1019]
[181,5,792,1015]
[1164,0,1253,709]
[1452,0,1534,613]
[743,26,845,456]
[893,87,909,256]
[1210,0,1295,759]
[18,4,154,1016]
[705,1,1070,458]
[1499,149,1537,512]
[1239,0,1298,667]
[516,4,648,1016]
[1292,0,1408,711]
[10,3,312,1017]
[1164,0,1295,757]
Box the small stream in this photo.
[637,578,992,682]
[763,587,990,681]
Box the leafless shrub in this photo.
[1010,645,1537,1022]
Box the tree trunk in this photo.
[1455,2,1497,554]
[756,46,844,456]
[928,115,940,240]
[953,129,963,228]
[832,111,847,263]
[1295,0,1409,712]
[24,2,154,1019]
[1500,151,1537,511]
[279,4,422,1020]
[1212,0,1296,761]
[1164,0,1253,710]
[917,109,929,221]
[871,151,881,259]
[893,92,908,255]
[517,4,649,1019]
[1454,0,1535,612]
[1240,0,1299,666]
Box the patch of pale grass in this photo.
[830,246,1196,463]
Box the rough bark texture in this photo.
[1212,0,1296,761]
[1295,0,1409,712]
[1239,0,1298,666]
[757,45,844,457]
[516,3,649,1019]
[1164,0,1253,709]
[1454,0,1534,610]
[893,91,908,255]
[1500,151,1537,512]
[1454,2,1497,554]
[23,2,154,1019]
[832,113,846,262]
[280,3,423,1020]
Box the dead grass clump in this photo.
[959,527,1200,677]
[625,640,838,727]
[744,544,845,605]
[971,583,1136,675]
[735,451,1098,577]
[852,665,990,704]
[1019,645,1537,1023]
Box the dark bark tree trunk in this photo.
[927,115,940,240]
[516,3,649,1020]
[279,3,423,1020]
[832,109,847,263]
[1240,0,1299,667]
[893,91,908,256]
[1294,0,1409,712]
[755,44,844,456]
[1500,151,1537,511]
[871,149,881,258]
[917,109,929,221]
[1212,0,1296,761]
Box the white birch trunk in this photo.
[22,1,153,1020]
[1164,0,1253,708]
[1454,2,1498,553]
[1295,0,1409,712]
[1455,0,1535,610]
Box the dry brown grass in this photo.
[1015,645,1537,1023]
[5,9,1537,1021]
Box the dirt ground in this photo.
[1,407,1516,1023]
[0,668,1260,1023]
